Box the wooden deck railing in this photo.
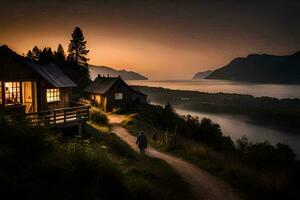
[10,106,90,127]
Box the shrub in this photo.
[90,108,108,125]
[78,97,92,106]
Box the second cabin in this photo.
[84,75,147,112]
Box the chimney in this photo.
[107,74,109,77]
[98,74,101,78]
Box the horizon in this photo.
[1,0,300,79]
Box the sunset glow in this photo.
[1,0,300,79]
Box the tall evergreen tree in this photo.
[67,27,89,68]
[39,47,53,63]
[54,44,66,64]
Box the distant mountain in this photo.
[206,51,300,84]
[192,70,212,79]
[89,65,148,80]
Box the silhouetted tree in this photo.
[26,46,41,61]
[26,50,34,60]
[39,47,53,63]
[54,44,66,65]
[67,27,89,68]
[66,27,91,95]
[164,102,174,112]
[32,46,41,60]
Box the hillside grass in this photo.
[85,122,195,200]
[120,103,300,200]
[0,110,194,200]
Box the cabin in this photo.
[84,75,147,112]
[0,45,76,114]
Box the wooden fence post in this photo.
[53,110,56,126]
[64,109,67,124]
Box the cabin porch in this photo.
[9,105,90,129]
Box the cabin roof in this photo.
[84,76,146,96]
[0,45,76,88]
[27,62,77,88]
[84,76,119,94]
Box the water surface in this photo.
[127,79,300,99]
[176,108,300,158]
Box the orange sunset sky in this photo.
[1,0,300,79]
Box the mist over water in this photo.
[175,108,300,158]
[129,79,300,157]
[127,79,300,99]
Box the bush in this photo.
[37,142,129,200]
[0,113,131,200]
[90,108,108,125]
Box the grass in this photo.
[168,138,299,200]
[120,104,300,200]
[0,111,195,200]
[85,121,196,200]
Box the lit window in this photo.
[5,82,21,105]
[115,93,123,100]
[47,89,61,102]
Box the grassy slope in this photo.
[84,122,195,200]
[121,107,299,200]
[0,113,194,200]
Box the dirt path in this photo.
[108,114,241,200]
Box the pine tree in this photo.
[54,44,66,64]
[39,47,53,63]
[67,27,89,67]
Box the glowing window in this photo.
[115,93,123,100]
[5,82,21,105]
[47,89,61,102]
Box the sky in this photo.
[0,0,300,79]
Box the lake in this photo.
[176,108,300,158]
[126,79,300,157]
[126,79,300,99]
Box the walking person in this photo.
[136,131,147,157]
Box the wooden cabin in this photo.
[0,45,76,114]
[84,75,147,112]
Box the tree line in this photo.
[26,27,91,96]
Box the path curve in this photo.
[108,114,241,200]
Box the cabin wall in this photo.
[105,81,137,112]
[89,93,105,109]
[42,87,71,110]
[86,79,147,112]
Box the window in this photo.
[5,82,21,105]
[115,93,123,100]
[47,89,61,102]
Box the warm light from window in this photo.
[5,82,21,105]
[115,92,123,100]
[47,89,60,102]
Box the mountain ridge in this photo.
[89,65,148,80]
[192,70,212,79]
[203,51,300,84]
